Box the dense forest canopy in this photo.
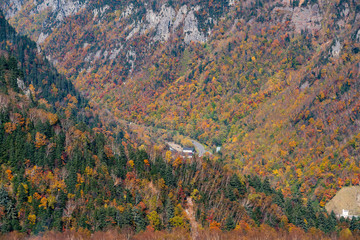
[2,0,359,205]
[0,0,360,238]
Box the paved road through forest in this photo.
[191,140,211,157]
[102,107,211,157]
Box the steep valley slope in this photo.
[1,0,360,209]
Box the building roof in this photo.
[183,147,194,152]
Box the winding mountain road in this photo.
[101,107,212,158]
[191,140,211,157]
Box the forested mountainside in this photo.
[3,9,358,240]
[0,60,354,239]
[2,0,360,208]
[3,11,359,240]
[1,0,360,239]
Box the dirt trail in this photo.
[185,197,199,240]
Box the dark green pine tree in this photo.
[273,190,285,208]
[165,198,174,229]
[292,205,307,230]
[164,167,175,187]
[228,174,246,200]
[350,217,360,231]
[51,208,63,231]
[0,128,10,163]
[0,69,6,93]
[94,134,105,162]
[261,177,273,195]
[135,149,149,175]
[305,201,316,228]
[0,187,19,232]
[14,130,25,169]
[8,134,16,167]
[225,215,236,231]
[7,56,20,92]
[113,154,127,179]
[54,132,65,167]
[327,211,337,233]
[66,165,77,193]
[317,212,329,233]
[133,207,147,232]
[116,208,133,228]
[251,206,262,226]
[248,175,262,191]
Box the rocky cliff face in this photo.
[1,0,24,18]
[1,0,87,21]
[2,0,354,89]
[122,3,208,43]
[1,0,211,45]
[2,0,343,77]
[1,0,219,77]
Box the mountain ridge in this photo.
[1,0,360,238]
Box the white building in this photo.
[341,209,349,218]
[338,209,358,219]
[182,147,195,158]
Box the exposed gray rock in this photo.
[84,53,93,63]
[330,39,342,58]
[145,9,158,28]
[37,32,49,45]
[342,3,349,17]
[0,94,9,113]
[228,0,237,6]
[300,81,310,91]
[184,10,206,43]
[122,4,206,43]
[291,4,322,33]
[337,19,345,29]
[153,5,175,41]
[121,3,134,19]
[142,5,176,41]
[103,50,109,59]
[126,23,140,40]
[46,54,58,66]
[109,45,123,60]
[34,0,87,22]
[1,0,24,18]
[2,1,209,45]
[272,4,322,33]
[356,14,360,25]
[94,50,102,60]
[17,78,30,98]
[93,5,109,20]
[173,5,187,30]
[126,49,136,73]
